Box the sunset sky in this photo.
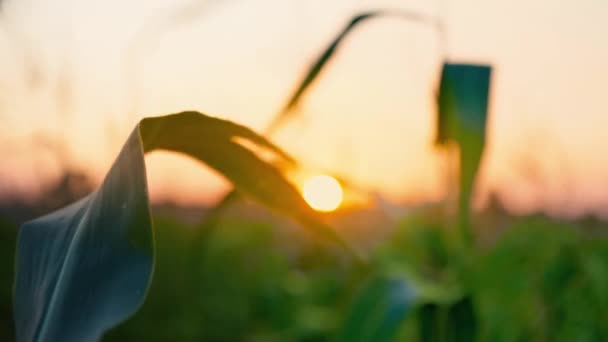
[0,0,607,218]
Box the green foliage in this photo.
[337,275,414,342]
[104,216,359,341]
[372,212,608,342]
[5,202,608,341]
[475,218,608,341]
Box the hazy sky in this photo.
[1,0,607,218]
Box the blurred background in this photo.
[1,0,608,341]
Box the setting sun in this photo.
[302,175,343,212]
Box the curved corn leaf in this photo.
[14,111,357,342]
[14,128,152,342]
[267,10,438,134]
[337,275,415,342]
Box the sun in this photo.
[302,175,343,212]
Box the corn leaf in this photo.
[436,63,492,244]
[267,10,435,134]
[436,63,492,146]
[337,275,415,342]
[13,111,355,342]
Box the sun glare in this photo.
[302,175,343,212]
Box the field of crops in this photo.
[2,3,608,341]
[3,203,608,341]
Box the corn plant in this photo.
[264,10,492,342]
[12,9,492,342]
[13,111,362,341]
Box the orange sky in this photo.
[0,0,607,218]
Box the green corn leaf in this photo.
[337,275,415,342]
[436,63,492,146]
[267,10,436,134]
[13,111,358,342]
[436,63,492,245]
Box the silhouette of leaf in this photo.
[267,10,436,134]
[13,111,358,342]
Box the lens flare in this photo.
[302,175,343,212]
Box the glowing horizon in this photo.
[1,0,607,219]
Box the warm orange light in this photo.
[303,175,343,212]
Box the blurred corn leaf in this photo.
[337,275,415,342]
[268,10,436,134]
[436,63,492,244]
[14,111,355,342]
[436,63,491,146]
